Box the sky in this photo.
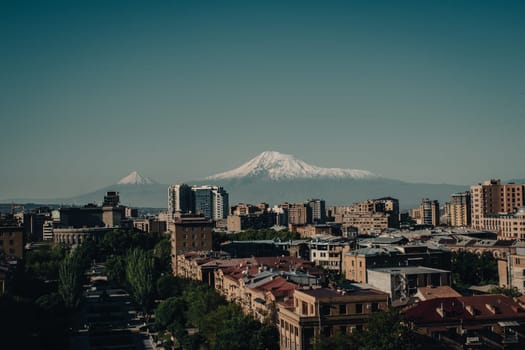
[1,0,525,199]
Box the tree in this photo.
[183,284,225,329]
[153,236,172,274]
[451,251,498,289]
[126,248,154,313]
[155,296,187,330]
[156,274,182,299]
[105,255,127,286]
[488,286,522,297]
[358,307,415,350]
[314,333,360,350]
[58,253,84,309]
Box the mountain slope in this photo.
[206,151,378,180]
[117,171,157,185]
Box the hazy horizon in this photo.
[2,1,524,199]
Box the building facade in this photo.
[277,286,389,350]
[170,216,214,274]
[450,192,471,227]
[471,180,525,240]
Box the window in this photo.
[339,304,346,315]
[9,248,14,254]
[302,301,308,315]
[355,303,363,314]
[9,240,13,245]
[0,240,3,245]
[320,304,330,316]
[371,303,379,312]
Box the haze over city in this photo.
[1,0,524,199]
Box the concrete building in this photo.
[450,192,471,227]
[333,198,400,234]
[277,286,389,350]
[498,246,525,295]
[306,199,326,224]
[168,184,194,220]
[471,179,525,240]
[308,235,352,273]
[367,266,451,303]
[170,215,214,275]
[342,245,451,284]
[420,198,440,226]
[0,216,24,259]
[281,203,312,226]
[53,227,110,245]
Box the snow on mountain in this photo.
[117,171,158,185]
[206,151,378,181]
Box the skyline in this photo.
[2,1,525,198]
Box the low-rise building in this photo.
[308,235,352,273]
[367,266,451,303]
[342,244,451,283]
[404,294,525,348]
[498,245,525,295]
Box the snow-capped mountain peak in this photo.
[117,171,157,185]
[206,151,378,181]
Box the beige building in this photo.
[498,246,525,295]
[277,286,389,350]
[170,216,213,275]
[281,203,311,226]
[339,213,389,235]
[420,198,440,226]
[450,192,471,227]
[471,180,525,240]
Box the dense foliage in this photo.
[153,278,278,350]
[314,308,415,350]
[451,251,498,291]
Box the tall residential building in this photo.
[280,203,312,226]
[168,184,194,219]
[168,184,229,221]
[450,192,471,227]
[471,179,525,240]
[307,199,326,224]
[212,187,229,221]
[420,198,440,226]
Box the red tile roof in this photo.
[404,294,525,324]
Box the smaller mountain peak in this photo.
[117,171,157,185]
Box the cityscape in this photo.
[2,1,525,350]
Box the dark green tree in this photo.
[488,286,522,297]
[105,255,127,286]
[58,253,84,309]
[155,296,187,330]
[126,248,154,313]
[358,307,415,350]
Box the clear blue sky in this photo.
[1,0,524,199]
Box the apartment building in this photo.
[342,245,451,283]
[169,215,214,274]
[471,179,525,240]
[277,286,389,350]
[450,192,471,227]
[498,246,525,295]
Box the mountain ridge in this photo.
[206,151,378,181]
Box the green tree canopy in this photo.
[126,248,154,313]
